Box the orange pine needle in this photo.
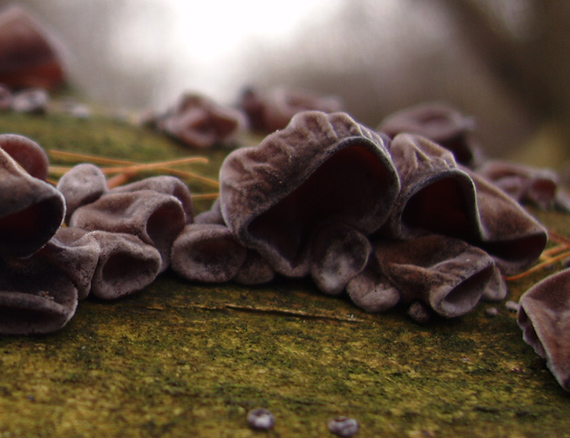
[191,193,220,200]
[505,250,570,281]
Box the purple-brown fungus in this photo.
[0,146,65,257]
[518,268,570,391]
[476,160,559,210]
[380,133,481,241]
[69,189,186,272]
[0,253,78,335]
[0,133,50,180]
[0,5,66,90]
[373,235,495,318]
[379,101,482,167]
[57,163,108,222]
[148,93,246,148]
[239,86,343,133]
[171,223,247,283]
[219,111,401,277]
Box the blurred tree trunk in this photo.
[439,0,570,154]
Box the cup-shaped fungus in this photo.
[346,263,401,313]
[110,175,194,224]
[310,223,372,295]
[153,93,247,148]
[171,223,247,283]
[239,86,344,133]
[0,5,66,90]
[219,111,401,278]
[57,163,108,222]
[475,160,559,210]
[381,134,481,242]
[38,227,101,300]
[374,235,495,318]
[0,133,49,180]
[465,168,547,275]
[0,254,78,335]
[518,268,570,391]
[0,146,65,257]
[69,190,186,272]
[379,101,481,167]
[87,231,162,300]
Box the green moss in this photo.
[0,109,568,437]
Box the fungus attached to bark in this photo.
[239,86,344,133]
[0,146,65,257]
[518,268,570,391]
[70,190,186,272]
[150,93,246,148]
[0,254,78,335]
[379,101,481,167]
[381,133,481,241]
[87,231,162,300]
[219,111,401,277]
[476,160,559,210]
[171,223,247,283]
[466,168,548,275]
[0,5,66,90]
[57,163,108,222]
[373,234,495,318]
[0,133,49,180]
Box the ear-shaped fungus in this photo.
[381,134,481,241]
[38,227,100,300]
[110,175,194,223]
[171,223,247,283]
[0,133,49,180]
[310,223,372,295]
[374,235,495,318]
[239,86,344,133]
[518,268,570,391]
[87,231,162,300]
[475,160,558,210]
[379,101,481,167]
[57,163,108,222]
[0,255,77,335]
[465,168,547,275]
[69,190,186,272]
[220,111,400,277]
[0,5,66,90]
[0,146,65,257]
[152,93,246,148]
[346,263,401,313]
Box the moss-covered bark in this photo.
[0,111,567,438]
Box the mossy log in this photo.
[0,111,567,438]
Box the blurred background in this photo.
[0,0,568,165]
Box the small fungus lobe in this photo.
[328,416,359,437]
[246,408,275,430]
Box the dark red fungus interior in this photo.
[102,252,154,287]
[248,144,394,265]
[146,203,184,253]
[0,305,65,333]
[402,177,478,241]
[0,198,61,256]
[481,233,547,266]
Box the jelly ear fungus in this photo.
[219,111,401,277]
